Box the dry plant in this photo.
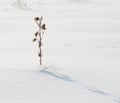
[11,0,29,10]
[33,16,46,65]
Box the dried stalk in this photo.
[33,16,46,65]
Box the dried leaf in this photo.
[41,24,46,30]
[34,17,39,21]
[33,38,37,42]
[38,53,41,57]
[35,32,39,37]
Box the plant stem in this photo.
[34,16,45,66]
[39,19,42,65]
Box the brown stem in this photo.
[39,32,42,65]
[39,19,42,65]
[34,16,45,66]
[35,20,40,27]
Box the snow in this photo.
[0,0,120,103]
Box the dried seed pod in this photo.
[33,38,37,42]
[41,24,46,30]
[34,17,39,21]
[38,53,42,57]
[35,32,39,37]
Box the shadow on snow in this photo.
[40,67,73,82]
[78,81,120,103]
[39,67,120,103]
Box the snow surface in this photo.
[0,0,120,103]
